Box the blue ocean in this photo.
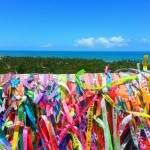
[0,50,150,62]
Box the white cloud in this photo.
[110,36,125,43]
[75,36,128,48]
[41,43,53,48]
[141,38,150,43]
[75,37,95,47]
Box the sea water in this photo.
[0,50,150,62]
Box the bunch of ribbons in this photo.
[0,55,150,150]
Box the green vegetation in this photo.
[0,56,146,74]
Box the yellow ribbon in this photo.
[143,55,149,70]
[58,74,67,100]
[12,124,20,150]
[102,94,150,118]
[86,104,94,150]
[71,133,79,148]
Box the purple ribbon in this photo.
[23,78,33,90]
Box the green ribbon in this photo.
[26,90,34,101]
[76,69,138,90]
[19,127,23,150]
[0,99,2,105]
[18,105,24,150]
[2,118,13,130]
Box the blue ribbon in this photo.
[106,72,112,88]
[0,118,4,127]
[76,85,83,97]
[59,134,72,150]
[24,105,37,130]
[11,78,20,88]
[0,129,12,150]
[127,84,132,96]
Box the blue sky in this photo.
[0,0,150,51]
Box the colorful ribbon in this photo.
[0,56,150,149]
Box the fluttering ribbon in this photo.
[1,55,150,149]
